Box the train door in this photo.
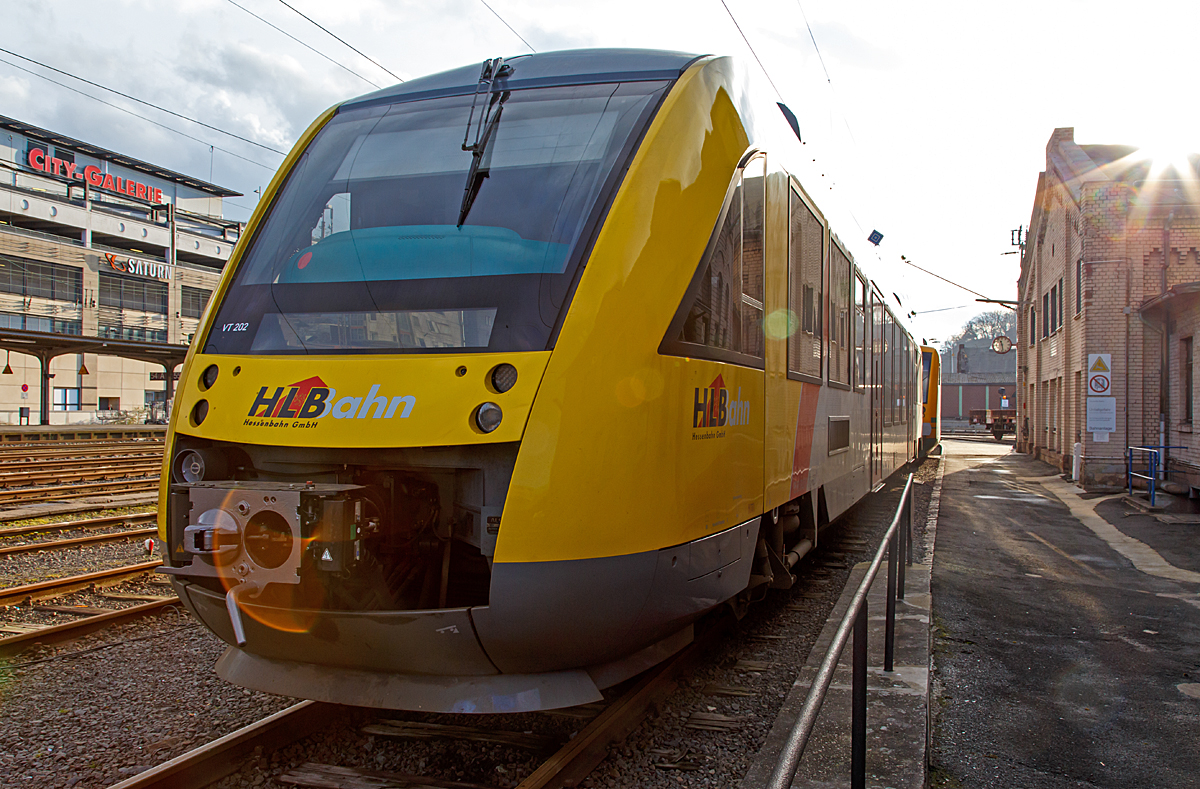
[870,289,884,486]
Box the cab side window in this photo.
[661,155,766,366]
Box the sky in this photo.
[1,0,1193,344]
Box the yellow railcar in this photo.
[920,345,942,456]
[158,50,923,713]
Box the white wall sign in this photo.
[1087,396,1117,442]
[1087,354,1111,395]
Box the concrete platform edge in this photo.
[740,456,944,789]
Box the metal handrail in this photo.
[1127,445,1187,507]
[766,472,914,789]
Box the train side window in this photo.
[853,273,866,390]
[788,185,823,382]
[901,335,909,422]
[883,310,894,426]
[660,155,765,367]
[829,244,850,386]
[878,291,888,414]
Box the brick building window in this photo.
[1185,337,1194,424]
[1042,293,1049,338]
[1075,260,1082,315]
[1049,285,1058,333]
[1058,277,1064,327]
[1030,307,1036,344]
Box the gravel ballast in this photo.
[0,458,938,789]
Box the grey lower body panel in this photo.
[174,520,759,711]
[175,581,498,676]
[473,520,758,674]
[215,647,603,713]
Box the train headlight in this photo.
[475,402,503,433]
[489,363,518,393]
[190,399,209,427]
[172,448,229,483]
[200,364,219,390]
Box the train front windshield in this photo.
[204,81,668,355]
[922,351,932,404]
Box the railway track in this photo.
[0,560,171,655]
[0,525,157,557]
[0,560,163,606]
[110,613,729,789]
[0,461,162,487]
[0,476,160,505]
[0,439,163,459]
[0,510,156,531]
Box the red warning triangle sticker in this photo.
[1089,358,1109,373]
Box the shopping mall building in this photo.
[0,114,242,424]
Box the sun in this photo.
[1136,134,1194,176]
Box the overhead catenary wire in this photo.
[223,0,382,88]
[0,46,286,156]
[794,0,831,84]
[478,0,537,53]
[275,0,405,83]
[718,0,785,102]
[0,55,278,173]
[899,256,998,303]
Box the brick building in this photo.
[939,337,1016,429]
[1017,128,1200,488]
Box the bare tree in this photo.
[940,310,1016,354]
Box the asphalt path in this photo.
[929,438,1200,788]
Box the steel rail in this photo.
[0,511,157,533]
[0,527,157,556]
[0,462,161,486]
[0,449,163,464]
[765,472,914,789]
[0,440,163,455]
[107,702,348,789]
[0,477,159,504]
[0,452,162,463]
[0,598,178,657]
[515,620,729,789]
[0,560,162,606]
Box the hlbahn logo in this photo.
[244,376,415,428]
[693,374,750,431]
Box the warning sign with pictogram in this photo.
[1088,353,1112,395]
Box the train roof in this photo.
[342,49,705,111]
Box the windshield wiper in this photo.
[458,57,513,228]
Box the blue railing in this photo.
[1127,446,1186,506]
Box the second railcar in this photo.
[920,345,941,456]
